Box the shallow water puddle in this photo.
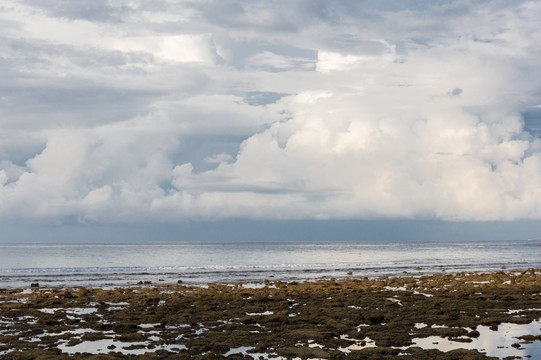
[384,285,433,297]
[384,286,407,291]
[386,297,402,305]
[138,323,160,329]
[225,346,255,356]
[338,334,376,353]
[58,339,187,355]
[508,308,541,314]
[0,349,14,356]
[224,346,286,359]
[195,327,208,335]
[39,307,98,316]
[242,283,266,289]
[38,308,63,314]
[409,320,541,358]
[246,311,274,316]
[105,301,129,311]
[7,297,29,303]
[66,307,97,315]
[24,328,99,343]
[307,340,325,348]
[165,323,190,329]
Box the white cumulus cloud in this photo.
[2,0,541,224]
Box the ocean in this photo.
[0,240,540,289]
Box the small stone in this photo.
[30,283,39,288]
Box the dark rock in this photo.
[1,268,540,359]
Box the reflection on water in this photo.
[58,338,187,355]
[1,240,541,288]
[411,320,541,359]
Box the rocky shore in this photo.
[1,269,541,359]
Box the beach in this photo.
[1,269,540,359]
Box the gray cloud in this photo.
[0,84,155,129]
[448,88,463,97]
[2,0,541,224]
[0,34,219,131]
[22,0,135,22]
[241,92,289,106]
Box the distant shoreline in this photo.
[1,269,541,359]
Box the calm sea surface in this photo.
[0,240,540,288]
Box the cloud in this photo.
[247,51,315,72]
[2,1,541,224]
[447,88,463,97]
[21,0,134,23]
[110,34,223,64]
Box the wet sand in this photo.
[1,269,541,359]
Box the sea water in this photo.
[0,240,539,288]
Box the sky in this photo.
[1,0,541,241]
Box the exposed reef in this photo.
[1,269,540,359]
